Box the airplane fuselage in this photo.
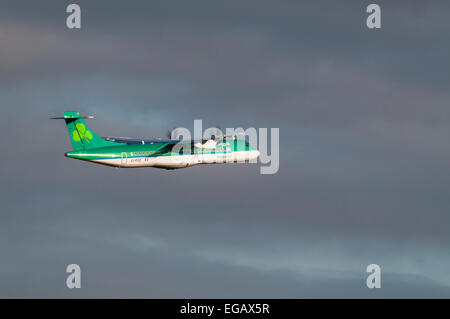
[65,139,259,169]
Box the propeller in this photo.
[166,127,187,140]
[210,125,245,140]
[214,132,246,140]
[166,125,246,141]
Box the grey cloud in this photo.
[1,0,450,298]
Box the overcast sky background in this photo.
[1,0,450,298]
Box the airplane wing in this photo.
[102,136,225,145]
[102,134,245,146]
[102,136,181,144]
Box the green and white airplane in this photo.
[52,111,260,169]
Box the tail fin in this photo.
[52,111,122,150]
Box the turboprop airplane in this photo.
[52,111,260,169]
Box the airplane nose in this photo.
[251,150,260,160]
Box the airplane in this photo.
[52,111,260,169]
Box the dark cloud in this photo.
[1,0,450,297]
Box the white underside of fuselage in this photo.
[88,150,260,169]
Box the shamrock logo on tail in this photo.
[72,123,93,143]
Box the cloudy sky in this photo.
[1,0,450,298]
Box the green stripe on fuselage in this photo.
[65,139,254,161]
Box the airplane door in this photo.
[121,152,127,167]
[192,147,202,165]
[196,149,202,164]
[195,147,202,164]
